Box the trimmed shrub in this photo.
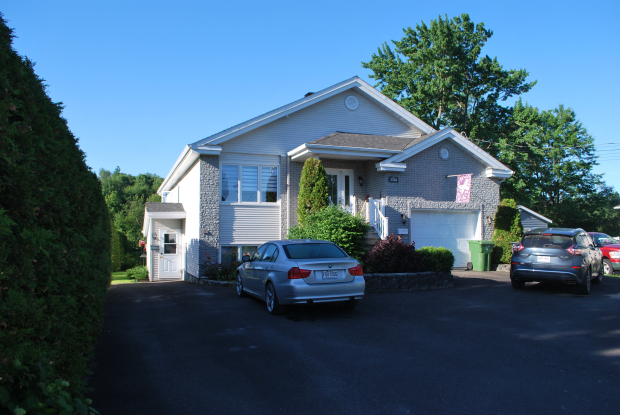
[491,199,523,264]
[363,234,425,273]
[199,252,241,281]
[288,205,370,262]
[417,246,455,272]
[297,157,329,224]
[126,265,148,282]
[0,14,110,413]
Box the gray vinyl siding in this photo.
[220,89,423,156]
[151,219,183,281]
[520,211,549,231]
[220,205,280,245]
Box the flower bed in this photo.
[363,271,454,293]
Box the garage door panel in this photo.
[411,211,479,268]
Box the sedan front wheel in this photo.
[236,273,246,297]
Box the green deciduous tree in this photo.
[296,158,329,224]
[494,100,620,231]
[362,13,535,141]
[99,167,162,268]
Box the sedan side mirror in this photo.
[242,255,251,262]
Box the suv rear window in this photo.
[282,243,347,259]
[522,234,574,249]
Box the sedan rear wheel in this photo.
[236,273,246,297]
[577,267,591,295]
[265,283,283,315]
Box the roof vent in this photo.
[345,96,358,110]
[305,92,315,97]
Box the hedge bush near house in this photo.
[0,15,110,414]
[417,246,455,272]
[363,234,425,273]
[288,205,370,262]
[491,199,523,264]
[126,265,149,282]
[363,235,455,273]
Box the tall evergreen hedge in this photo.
[0,14,111,413]
[297,157,329,224]
[491,199,523,264]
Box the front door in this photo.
[159,229,181,279]
[325,169,354,213]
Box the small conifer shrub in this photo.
[297,157,329,224]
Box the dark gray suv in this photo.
[510,228,603,295]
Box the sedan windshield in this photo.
[522,234,573,249]
[283,243,347,259]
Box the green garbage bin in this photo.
[468,240,495,271]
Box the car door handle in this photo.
[254,266,263,270]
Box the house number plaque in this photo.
[388,176,399,183]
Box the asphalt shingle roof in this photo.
[308,132,416,151]
[145,202,185,212]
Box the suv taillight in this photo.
[513,242,525,253]
[566,245,582,255]
[348,264,363,276]
[288,267,312,279]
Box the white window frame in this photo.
[220,164,280,205]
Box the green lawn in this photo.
[111,271,133,285]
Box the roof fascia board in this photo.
[198,78,361,146]
[288,144,399,161]
[146,211,187,219]
[375,162,407,172]
[159,145,223,193]
[517,205,553,223]
[354,81,435,135]
[378,128,513,174]
[196,77,436,147]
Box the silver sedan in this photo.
[236,239,365,314]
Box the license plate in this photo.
[321,270,338,279]
[537,256,551,262]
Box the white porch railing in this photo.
[366,197,388,240]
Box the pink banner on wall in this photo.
[456,174,472,203]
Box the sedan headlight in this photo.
[609,251,620,259]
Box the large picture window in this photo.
[221,164,278,204]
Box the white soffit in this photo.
[158,145,222,193]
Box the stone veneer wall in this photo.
[199,155,220,267]
[367,138,500,244]
[364,272,454,293]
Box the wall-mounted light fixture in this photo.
[401,214,407,224]
[358,176,364,187]
[485,216,493,226]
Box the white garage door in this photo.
[410,210,480,268]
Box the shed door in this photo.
[410,210,479,268]
[159,229,182,279]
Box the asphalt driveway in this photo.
[88,272,620,414]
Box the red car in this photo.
[588,232,620,276]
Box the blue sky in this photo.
[3,1,620,190]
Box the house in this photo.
[142,76,513,281]
[517,205,552,232]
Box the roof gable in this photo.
[376,128,513,178]
[192,77,435,149]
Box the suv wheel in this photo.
[576,267,591,295]
[511,279,525,289]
